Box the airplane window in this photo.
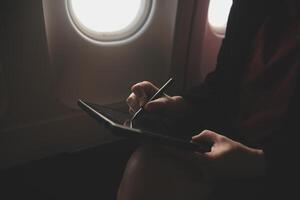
[66,0,154,43]
[208,0,232,38]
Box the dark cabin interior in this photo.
[0,1,139,199]
[3,0,298,199]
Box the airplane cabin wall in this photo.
[43,0,179,108]
[0,0,115,169]
[184,0,225,89]
[0,0,223,169]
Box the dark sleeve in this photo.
[262,91,300,198]
[180,0,269,137]
[179,1,242,135]
[182,0,267,105]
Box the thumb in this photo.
[192,130,218,144]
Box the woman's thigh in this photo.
[117,144,212,200]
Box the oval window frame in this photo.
[66,0,154,43]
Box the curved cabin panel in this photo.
[43,0,178,108]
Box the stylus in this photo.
[130,77,174,122]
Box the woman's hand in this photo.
[190,130,267,181]
[169,130,267,182]
[126,81,187,116]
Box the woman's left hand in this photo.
[181,130,267,181]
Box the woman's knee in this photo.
[117,144,167,200]
[118,144,213,200]
[123,144,165,175]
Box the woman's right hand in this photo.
[126,81,187,116]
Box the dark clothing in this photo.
[183,0,300,199]
[238,12,300,147]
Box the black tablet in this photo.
[78,99,211,152]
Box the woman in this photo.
[118,1,300,199]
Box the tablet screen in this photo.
[79,100,211,152]
[86,102,175,136]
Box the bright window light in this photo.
[208,0,232,37]
[70,0,142,32]
[67,0,153,42]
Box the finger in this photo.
[126,93,140,112]
[192,130,218,144]
[144,97,167,112]
[126,93,135,108]
[129,107,135,115]
[132,84,146,98]
[132,82,158,107]
[145,95,186,114]
[129,93,147,108]
[131,81,158,99]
